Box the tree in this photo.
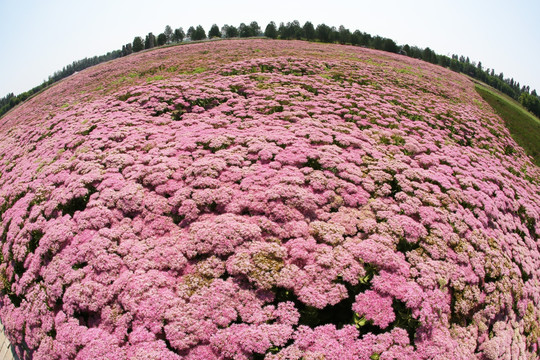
[520,92,540,117]
[145,33,156,49]
[423,47,436,63]
[122,43,133,56]
[278,22,286,38]
[173,28,185,43]
[157,33,167,46]
[371,35,383,50]
[249,21,261,36]
[438,55,451,68]
[209,24,221,38]
[164,25,173,43]
[401,44,411,55]
[281,21,302,40]
[190,25,206,41]
[239,23,251,37]
[264,21,278,39]
[338,25,351,44]
[381,38,398,53]
[187,26,195,40]
[359,32,371,47]
[350,30,361,45]
[450,57,460,71]
[133,36,144,52]
[303,21,315,41]
[222,24,238,38]
[315,23,332,43]
[0,93,14,108]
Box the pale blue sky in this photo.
[1,0,539,97]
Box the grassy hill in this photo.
[0,39,539,360]
[474,82,540,167]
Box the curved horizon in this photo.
[0,0,539,98]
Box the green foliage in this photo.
[315,23,332,42]
[186,26,195,40]
[28,230,43,253]
[264,21,278,39]
[222,24,238,38]
[79,124,97,136]
[238,23,253,37]
[303,21,315,40]
[146,75,165,82]
[519,92,540,118]
[280,20,304,40]
[208,24,221,38]
[172,27,185,42]
[338,25,351,44]
[189,25,206,41]
[233,21,261,38]
[475,85,540,166]
[164,25,173,43]
[157,33,167,46]
[145,32,156,49]
[58,184,97,217]
[121,43,132,56]
[249,21,261,36]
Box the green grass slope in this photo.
[475,83,540,167]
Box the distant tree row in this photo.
[0,49,124,117]
[2,21,539,119]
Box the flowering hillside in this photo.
[0,39,539,360]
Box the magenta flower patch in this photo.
[0,40,539,359]
[353,290,395,328]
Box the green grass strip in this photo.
[475,84,540,167]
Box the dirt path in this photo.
[0,323,19,360]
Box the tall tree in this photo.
[401,44,411,55]
[164,25,173,43]
[172,28,185,42]
[371,35,383,50]
[122,43,133,56]
[208,24,221,38]
[264,21,278,39]
[282,21,303,40]
[359,32,371,46]
[157,33,167,46]
[315,23,332,43]
[303,21,315,41]
[278,22,286,38]
[338,25,351,44]
[133,36,144,52]
[382,38,398,53]
[222,24,238,38]
[187,26,195,40]
[238,23,251,37]
[190,25,206,41]
[350,30,361,46]
[145,33,156,49]
[423,47,436,63]
[249,21,261,36]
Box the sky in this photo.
[1,0,539,98]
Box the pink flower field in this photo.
[0,39,539,359]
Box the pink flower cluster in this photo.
[0,39,539,359]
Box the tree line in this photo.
[2,20,539,119]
